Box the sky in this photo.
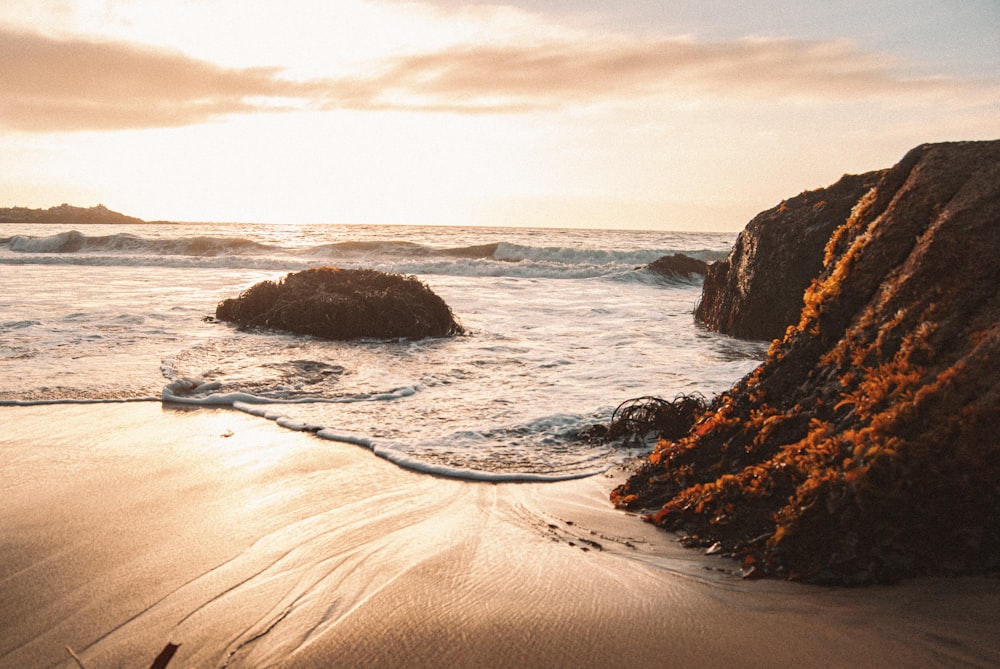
[1,1,998,230]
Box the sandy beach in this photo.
[2,403,999,669]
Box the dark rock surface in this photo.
[646,253,707,279]
[216,267,463,340]
[613,140,1000,584]
[696,171,884,341]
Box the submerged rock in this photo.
[646,253,707,279]
[696,170,884,340]
[216,267,463,340]
[613,140,1000,584]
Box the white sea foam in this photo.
[0,222,763,480]
[369,443,606,482]
[163,377,418,406]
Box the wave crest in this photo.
[8,230,277,256]
[2,227,729,279]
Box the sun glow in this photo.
[1,1,997,229]
[37,108,572,226]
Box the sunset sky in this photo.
[2,1,997,230]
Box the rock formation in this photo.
[696,171,884,340]
[216,267,463,340]
[0,203,145,225]
[646,253,707,279]
[613,140,1000,584]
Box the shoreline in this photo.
[2,403,999,668]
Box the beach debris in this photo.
[64,646,86,669]
[215,266,463,340]
[540,517,620,554]
[149,642,180,669]
[64,642,180,669]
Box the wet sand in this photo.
[2,403,999,668]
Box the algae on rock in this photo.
[614,141,1000,584]
[216,267,463,340]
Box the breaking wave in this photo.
[1,228,724,280]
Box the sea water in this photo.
[0,223,766,480]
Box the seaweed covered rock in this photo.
[646,253,707,279]
[216,267,463,340]
[696,170,884,340]
[613,140,1000,584]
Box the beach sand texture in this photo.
[2,404,999,668]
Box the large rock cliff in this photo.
[697,171,884,341]
[613,140,1000,584]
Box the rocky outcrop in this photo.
[0,203,145,225]
[613,140,1000,584]
[216,267,463,340]
[696,171,884,340]
[646,253,707,279]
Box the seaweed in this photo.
[578,394,707,449]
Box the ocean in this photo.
[0,223,766,481]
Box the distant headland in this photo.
[0,204,149,225]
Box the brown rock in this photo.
[216,267,463,340]
[613,140,1000,584]
[646,253,707,279]
[696,171,883,340]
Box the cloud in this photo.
[0,27,326,131]
[336,36,966,112]
[2,25,980,132]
